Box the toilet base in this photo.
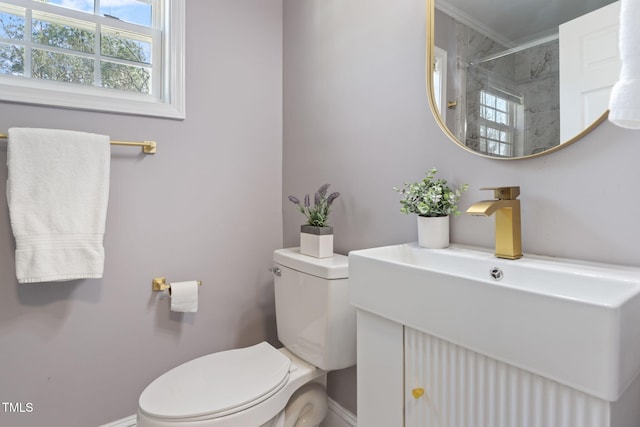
[283,382,327,427]
[137,347,327,427]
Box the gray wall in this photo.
[2,0,638,424]
[283,0,640,415]
[0,1,283,426]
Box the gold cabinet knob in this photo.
[412,387,425,399]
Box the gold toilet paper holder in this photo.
[152,277,203,292]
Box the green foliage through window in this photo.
[0,0,154,94]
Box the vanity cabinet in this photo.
[349,243,640,427]
[355,310,404,426]
[404,327,608,427]
[355,309,640,427]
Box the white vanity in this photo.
[349,243,640,427]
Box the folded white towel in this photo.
[609,0,640,128]
[7,128,110,283]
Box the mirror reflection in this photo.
[430,0,620,158]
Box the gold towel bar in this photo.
[0,133,156,154]
[152,277,203,292]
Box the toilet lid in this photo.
[138,342,291,420]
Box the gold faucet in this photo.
[466,186,522,260]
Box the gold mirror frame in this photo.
[425,0,610,160]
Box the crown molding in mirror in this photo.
[425,0,610,160]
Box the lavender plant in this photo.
[395,168,468,217]
[288,184,340,227]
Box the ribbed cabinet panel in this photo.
[405,328,610,427]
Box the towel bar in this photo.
[0,133,156,154]
[152,277,203,292]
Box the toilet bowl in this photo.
[137,249,354,427]
[137,344,326,427]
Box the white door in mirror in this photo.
[559,1,621,141]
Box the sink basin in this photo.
[349,243,640,401]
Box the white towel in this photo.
[7,128,110,283]
[609,0,640,128]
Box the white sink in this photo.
[349,243,640,401]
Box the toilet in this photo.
[136,248,355,427]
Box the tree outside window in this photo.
[0,0,154,94]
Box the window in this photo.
[432,46,447,120]
[478,88,520,157]
[0,0,184,118]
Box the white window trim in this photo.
[478,88,519,157]
[433,46,447,122]
[0,0,185,119]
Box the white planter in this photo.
[300,225,334,258]
[417,215,449,249]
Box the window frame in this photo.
[0,0,185,119]
[432,46,447,122]
[478,88,519,157]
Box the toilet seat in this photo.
[138,342,291,422]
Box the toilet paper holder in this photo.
[152,277,203,292]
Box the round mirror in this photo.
[426,0,620,159]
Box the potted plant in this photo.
[288,184,340,258]
[395,168,468,248]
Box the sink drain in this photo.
[489,267,503,281]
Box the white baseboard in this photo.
[101,398,356,427]
[99,414,136,427]
[320,398,357,427]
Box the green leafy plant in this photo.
[395,168,468,217]
[288,184,340,227]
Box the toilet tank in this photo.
[272,248,355,370]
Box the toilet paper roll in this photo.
[169,281,199,312]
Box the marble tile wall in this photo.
[448,15,560,156]
[454,21,508,152]
[515,40,560,155]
